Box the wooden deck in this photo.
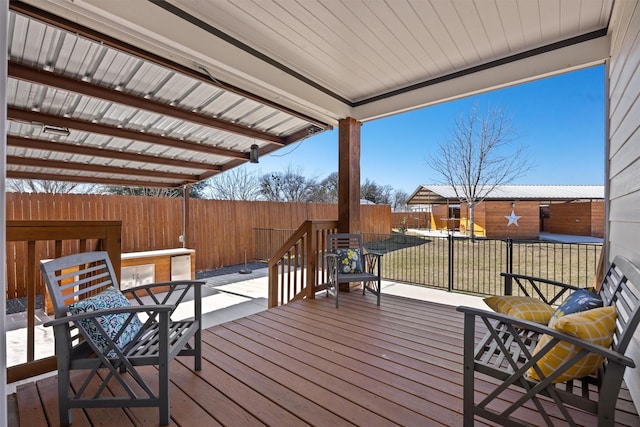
[10,292,640,426]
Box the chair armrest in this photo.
[456,305,635,368]
[364,251,383,258]
[500,273,581,291]
[121,280,205,294]
[122,280,204,320]
[44,304,173,328]
[326,253,338,267]
[500,272,581,305]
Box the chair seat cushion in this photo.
[336,248,363,274]
[484,295,555,324]
[527,305,617,383]
[69,286,143,356]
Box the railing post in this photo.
[505,238,513,295]
[306,223,316,299]
[448,233,454,292]
[268,263,279,308]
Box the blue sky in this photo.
[247,65,605,195]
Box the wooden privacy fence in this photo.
[6,193,391,299]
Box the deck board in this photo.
[15,378,48,426]
[10,292,640,426]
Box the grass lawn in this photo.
[364,233,602,298]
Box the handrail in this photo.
[268,220,337,307]
[6,220,122,383]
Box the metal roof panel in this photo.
[408,185,605,205]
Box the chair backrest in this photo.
[40,251,118,319]
[327,233,363,253]
[598,256,640,355]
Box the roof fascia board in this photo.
[353,34,610,122]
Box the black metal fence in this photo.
[255,228,602,297]
[363,233,602,296]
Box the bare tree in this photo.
[6,179,95,194]
[259,166,318,202]
[428,104,532,239]
[101,187,182,197]
[361,178,393,205]
[393,189,409,211]
[100,183,208,198]
[205,167,261,200]
[310,172,338,203]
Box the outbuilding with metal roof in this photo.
[406,185,604,240]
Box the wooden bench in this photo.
[457,255,640,426]
[325,233,382,307]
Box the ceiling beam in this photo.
[7,170,181,188]
[220,158,248,172]
[8,61,285,145]
[7,135,222,172]
[9,1,331,132]
[8,107,250,160]
[7,155,199,182]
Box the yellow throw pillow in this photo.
[484,296,555,324]
[527,306,617,383]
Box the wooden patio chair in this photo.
[41,251,203,426]
[325,233,382,307]
[457,255,640,426]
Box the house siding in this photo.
[608,0,640,410]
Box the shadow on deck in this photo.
[9,292,640,426]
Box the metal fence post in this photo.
[505,238,513,295]
[448,233,454,292]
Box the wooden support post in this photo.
[26,240,35,362]
[338,117,361,234]
[183,185,190,249]
[338,117,362,292]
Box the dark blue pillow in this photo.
[549,288,603,327]
[336,248,363,274]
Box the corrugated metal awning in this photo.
[6,5,330,188]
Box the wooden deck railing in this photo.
[6,220,122,383]
[268,220,337,308]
